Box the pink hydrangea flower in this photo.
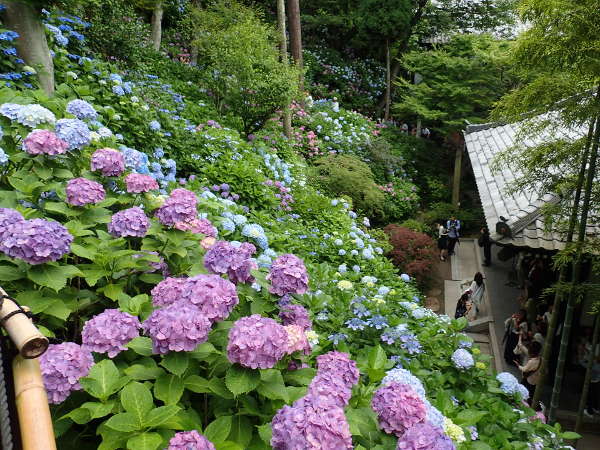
[108,206,150,237]
[227,315,289,369]
[23,129,68,155]
[316,351,360,388]
[168,431,215,450]
[284,325,310,354]
[396,423,455,450]
[155,188,197,226]
[91,148,125,176]
[307,371,353,408]
[372,382,427,437]
[179,274,239,322]
[279,304,312,331]
[151,277,189,307]
[267,254,309,296]
[39,343,94,404]
[204,241,257,284]
[125,173,159,193]
[66,177,106,206]
[174,218,217,237]
[82,309,141,357]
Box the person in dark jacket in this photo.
[479,226,492,266]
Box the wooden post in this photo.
[452,144,463,207]
[0,288,48,358]
[384,40,391,121]
[13,356,56,450]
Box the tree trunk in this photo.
[189,0,200,65]
[286,0,304,93]
[532,116,597,410]
[151,0,164,51]
[276,0,292,138]
[575,313,599,434]
[3,1,54,95]
[548,112,600,423]
[384,40,391,121]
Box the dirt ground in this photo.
[424,258,451,314]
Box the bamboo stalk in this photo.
[12,355,56,450]
[0,287,48,359]
[575,313,599,434]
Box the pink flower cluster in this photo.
[124,173,159,193]
[204,240,257,284]
[174,218,217,237]
[66,178,106,206]
[40,343,94,404]
[227,315,289,369]
[108,206,150,237]
[155,188,197,226]
[397,423,455,450]
[264,180,294,211]
[267,253,309,296]
[91,148,125,177]
[307,351,360,408]
[151,277,189,307]
[180,274,239,321]
[82,309,141,357]
[168,431,215,450]
[372,382,427,437]
[378,182,397,196]
[279,304,312,331]
[23,129,68,155]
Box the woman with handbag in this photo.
[515,341,542,402]
[503,309,528,366]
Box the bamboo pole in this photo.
[575,313,599,434]
[0,288,48,358]
[13,355,56,450]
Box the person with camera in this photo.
[446,216,461,256]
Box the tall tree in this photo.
[286,0,304,92]
[276,0,292,138]
[151,0,163,50]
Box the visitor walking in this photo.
[446,216,461,256]
[401,122,408,134]
[436,223,448,261]
[503,309,528,366]
[422,127,431,139]
[478,226,492,266]
[584,354,600,417]
[467,272,485,317]
[454,292,472,320]
[515,341,542,402]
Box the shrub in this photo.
[383,225,436,284]
[420,202,483,235]
[400,218,431,235]
[310,154,385,219]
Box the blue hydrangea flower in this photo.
[338,264,347,273]
[496,372,519,394]
[381,368,425,398]
[112,85,125,96]
[149,120,161,131]
[66,99,97,121]
[0,31,19,41]
[153,147,165,158]
[233,215,248,225]
[515,383,529,400]
[424,399,445,429]
[3,47,17,56]
[334,238,343,246]
[0,148,9,165]
[378,286,390,296]
[338,249,346,256]
[119,146,149,173]
[352,265,361,273]
[451,349,474,369]
[353,303,371,318]
[345,318,367,331]
[327,333,347,345]
[109,73,123,83]
[368,315,388,330]
[331,199,339,206]
[401,273,411,282]
[55,118,91,149]
[351,250,359,256]
[221,218,235,232]
[316,310,329,321]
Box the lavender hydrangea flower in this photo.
[82,309,141,357]
[168,431,215,450]
[66,99,97,120]
[316,351,360,388]
[91,148,125,176]
[203,240,257,284]
[173,218,217,237]
[142,303,211,354]
[496,372,519,394]
[271,394,353,449]
[372,382,427,437]
[66,177,105,206]
[179,274,239,322]
[15,104,56,127]
[396,423,455,450]
[307,371,353,407]
[55,118,91,149]
[516,383,530,400]
[424,399,445,429]
[108,207,150,237]
[39,343,93,404]
[155,188,197,226]
[284,324,310,355]
[381,368,426,399]
[125,173,159,193]
[0,208,23,241]
[279,304,312,331]
[151,277,189,307]
[0,218,73,264]
[451,349,474,370]
[227,315,289,369]
[23,129,68,155]
[0,103,23,120]
[267,253,309,296]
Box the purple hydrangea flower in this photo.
[396,423,455,450]
[151,277,188,307]
[284,324,311,355]
[66,177,106,206]
[0,208,23,241]
[155,188,197,226]
[108,207,150,237]
[307,371,353,407]
[271,394,353,449]
[55,118,91,149]
[316,351,360,388]
[142,303,212,354]
[91,148,126,177]
[174,218,217,237]
[279,304,312,331]
[372,382,426,437]
[0,218,73,264]
[66,99,97,120]
[451,349,474,370]
[125,173,159,193]
[267,253,309,296]
[179,274,239,322]
[23,129,68,155]
[82,309,141,357]
[168,431,215,450]
[203,240,257,284]
[39,343,94,404]
[381,368,426,399]
[227,315,289,369]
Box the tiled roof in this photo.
[464,120,598,251]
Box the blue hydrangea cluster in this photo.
[55,118,91,149]
[381,368,426,399]
[496,372,519,394]
[119,145,150,174]
[451,349,474,370]
[66,99,97,120]
[241,223,269,249]
[45,24,69,46]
